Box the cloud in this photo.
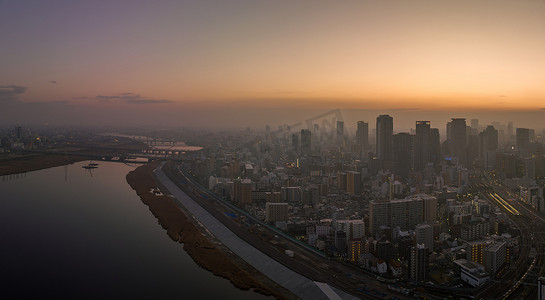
[94,92,172,104]
[126,99,172,104]
[0,85,27,102]
[49,80,57,84]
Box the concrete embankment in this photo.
[155,163,358,300]
[126,161,294,300]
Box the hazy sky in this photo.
[1,0,545,130]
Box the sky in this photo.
[1,0,545,131]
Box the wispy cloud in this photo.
[49,80,57,84]
[0,85,27,102]
[93,92,173,104]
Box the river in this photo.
[0,161,270,299]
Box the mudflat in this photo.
[126,162,296,300]
[0,154,91,176]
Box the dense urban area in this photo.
[3,113,545,299]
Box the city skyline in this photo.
[2,0,545,128]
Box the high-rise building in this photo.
[484,241,507,276]
[349,239,363,262]
[336,121,344,145]
[471,119,479,135]
[369,200,391,236]
[538,277,545,299]
[393,132,413,178]
[479,125,498,170]
[265,202,288,223]
[300,129,311,156]
[480,126,498,151]
[335,219,365,242]
[233,179,252,205]
[391,198,423,232]
[291,133,299,154]
[516,128,530,156]
[15,125,22,140]
[507,121,514,141]
[337,172,348,192]
[467,240,492,265]
[415,121,431,171]
[282,186,302,202]
[430,128,441,164]
[264,191,282,203]
[370,197,424,235]
[346,171,361,195]
[415,223,434,253]
[449,118,468,166]
[410,244,429,281]
[418,194,437,223]
[356,121,369,150]
[376,115,394,171]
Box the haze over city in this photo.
[6,1,545,299]
[2,0,545,129]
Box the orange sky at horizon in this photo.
[3,0,545,128]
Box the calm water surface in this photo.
[0,161,269,299]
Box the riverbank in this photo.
[126,162,296,300]
[0,153,92,176]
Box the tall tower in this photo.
[415,121,431,171]
[300,129,311,156]
[430,128,441,164]
[415,224,434,253]
[516,128,530,156]
[15,125,22,140]
[470,119,479,135]
[479,125,498,170]
[393,132,413,179]
[449,118,467,166]
[410,244,429,281]
[336,121,344,145]
[376,115,393,171]
[356,121,369,150]
[507,121,514,141]
[291,133,300,154]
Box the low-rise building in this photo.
[455,259,490,287]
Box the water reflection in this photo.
[0,161,269,299]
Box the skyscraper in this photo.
[479,125,498,169]
[470,119,479,135]
[415,224,434,253]
[507,121,514,140]
[449,118,468,166]
[393,132,413,179]
[376,115,393,171]
[415,121,431,171]
[336,121,344,145]
[291,133,300,154]
[430,128,441,164]
[410,244,429,281]
[300,129,311,156]
[356,121,369,150]
[346,171,361,195]
[516,128,530,156]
